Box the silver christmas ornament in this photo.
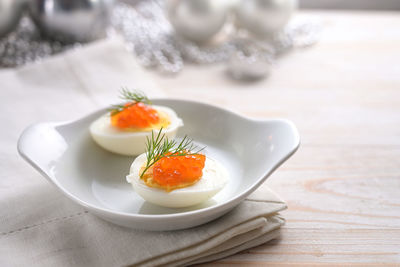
[227,38,273,80]
[235,0,297,39]
[0,0,26,38]
[167,0,228,43]
[28,0,114,43]
[228,50,271,80]
[1,0,320,77]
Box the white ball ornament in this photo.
[0,0,26,38]
[235,0,297,39]
[167,0,229,43]
[28,0,114,43]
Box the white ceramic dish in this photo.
[18,99,300,231]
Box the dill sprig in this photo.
[110,88,152,116]
[140,128,205,179]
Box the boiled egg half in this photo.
[90,104,183,156]
[126,153,229,208]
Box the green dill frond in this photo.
[119,88,151,105]
[140,128,205,178]
[109,88,152,116]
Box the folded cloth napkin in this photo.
[0,38,286,267]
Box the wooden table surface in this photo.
[147,10,400,266]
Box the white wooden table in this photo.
[147,10,400,266]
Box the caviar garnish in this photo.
[140,128,205,179]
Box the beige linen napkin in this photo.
[0,38,286,266]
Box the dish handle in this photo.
[17,122,67,184]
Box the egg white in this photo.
[90,105,183,156]
[126,153,229,208]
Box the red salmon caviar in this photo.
[152,154,206,189]
[111,102,159,129]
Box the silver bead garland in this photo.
[0,0,320,77]
[0,17,78,68]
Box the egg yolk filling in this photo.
[111,102,170,131]
[141,154,206,192]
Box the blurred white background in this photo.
[125,0,400,10]
[300,0,400,10]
